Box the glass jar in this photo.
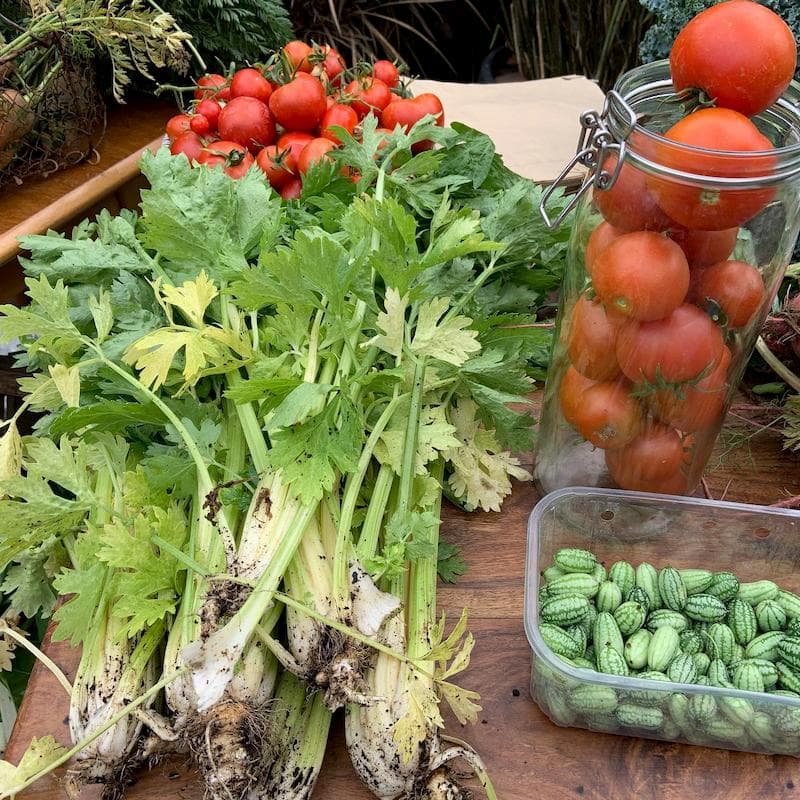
[535,60,800,496]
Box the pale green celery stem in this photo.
[305,308,325,383]
[354,464,394,562]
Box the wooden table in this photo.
[8,395,800,800]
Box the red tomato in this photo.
[567,293,621,380]
[189,114,211,135]
[297,138,336,174]
[650,346,731,432]
[690,259,764,329]
[269,75,327,131]
[283,40,313,73]
[668,226,738,267]
[670,1,796,118]
[320,47,345,84]
[277,131,315,161]
[255,144,295,189]
[605,424,685,484]
[170,130,205,163]
[616,304,724,385]
[166,113,192,140]
[194,73,229,101]
[197,141,254,179]
[606,457,688,495]
[380,93,444,131]
[320,103,358,144]
[218,96,276,152]
[280,177,303,200]
[647,108,775,230]
[345,77,393,119]
[559,366,597,427]
[593,154,673,232]
[230,68,272,104]
[593,231,689,321]
[572,380,643,449]
[196,99,222,130]
[372,60,400,88]
[585,221,625,277]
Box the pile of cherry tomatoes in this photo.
[558,0,797,494]
[164,40,444,199]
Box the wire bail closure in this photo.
[540,90,638,229]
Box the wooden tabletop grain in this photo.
[7,396,800,800]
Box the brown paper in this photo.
[411,76,606,184]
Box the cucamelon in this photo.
[658,566,688,612]
[554,548,597,574]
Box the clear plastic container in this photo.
[525,487,800,754]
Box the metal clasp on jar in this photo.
[540,90,637,229]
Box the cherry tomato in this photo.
[380,94,444,131]
[372,60,400,88]
[196,98,222,130]
[647,108,775,230]
[606,457,688,495]
[668,226,738,267]
[269,74,327,131]
[605,424,684,485]
[169,130,205,163]
[650,346,731,432]
[320,103,358,144]
[189,114,211,135]
[194,73,229,101]
[690,259,764,329]
[277,131,315,161]
[255,144,296,190]
[559,366,597,427]
[670,0,796,118]
[585,221,624,277]
[320,46,345,85]
[567,293,621,380]
[571,380,643,449]
[283,40,313,73]
[592,231,689,321]
[345,77,393,119]
[297,137,336,174]
[218,97,276,153]
[197,141,254,179]
[616,304,724,385]
[280,177,303,200]
[230,68,272,104]
[593,154,673,232]
[166,113,192,140]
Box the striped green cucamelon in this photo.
[541,595,591,626]
[731,658,778,689]
[715,681,755,726]
[679,568,714,596]
[777,590,800,619]
[585,714,620,733]
[788,618,800,638]
[668,692,690,729]
[635,562,661,609]
[554,548,597,574]
[704,716,746,743]
[591,562,608,584]
[597,644,629,676]
[568,684,619,714]
[596,581,623,613]
[778,635,800,670]
[572,656,596,670]
[738,580,780,606]
[626,586,651,613]
[685,594,727,623]
[626,671,670,706]
[648,625,680,672]
[733,662,765,693]
[755,599,787,632]
[646,609,690,633]
[744,630,785,661]
[749,712,776,746]
[692,652,711,676]
[565,625,588,657]
[547,573,600,599]
[727,598,758,645]
[661,718,682,739]
[770,689,800,699]
[540,623,584,660]
[680,630,703,655]
[544,690,576,726]
[774,707,800,736]
[706,571,740,602]
[705,623,736,665]
[609,560,636,596]
[667,653,697,684]
[658,566,688,611]
[689,692,717,723]
[707,658,730,687]
[777,661,800,693]
[624,629,651,670]
[594,611,625,655]
[577,604,598,638]
[614,601,646,636]
[542,565,566,583]
[615,703,663,729]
